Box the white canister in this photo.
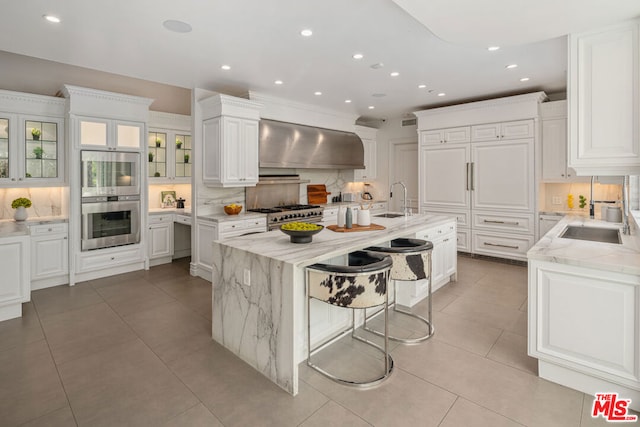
[357,209,371,226]
[337,205,345,227]
[606,206,622,223]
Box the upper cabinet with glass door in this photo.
[78,118,144,151]
[0,90,66,186]
[148,111,191,183]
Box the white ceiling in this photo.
[0,0,638,121]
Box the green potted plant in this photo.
[184,153,190,163]
[33,146,44,159]
[176,139,183,149]
[31,128,41,140]
[11,197,32,221]
[155,138,162,147]
[148,152,154,162]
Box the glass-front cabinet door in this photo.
[0,117,9,179]
[25,120,59,179]
[148,131,167,178]
[78,118,143,150]
[175,133,191,179]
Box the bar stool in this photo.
[364,238,434,344]
[306,250,394,387]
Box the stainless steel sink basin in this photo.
[374,213,405,218]
[559,226,621,244]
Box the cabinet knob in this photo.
[64,237,67,240]
[110,257,115,260]
[48,228,52,232]
[496,135,499,138]
[11,178,16,181]
[561,173,565,177]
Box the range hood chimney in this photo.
[259,119,364,169]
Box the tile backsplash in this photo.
[148,183,191,209]
[0,187,67,219]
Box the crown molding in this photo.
[0,89,65,116]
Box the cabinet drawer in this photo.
[30,223,68,235]
[175,214,192,225]
[472,231,534,260]
[78,246,143,272]
[416,221,456,241]
[219,220,247,233]
[149,214,174,224]
[245,217,266,229]
[421,206,469,227]
[472,211,534,234]
[471,120,534,142]
[471,123,501,141]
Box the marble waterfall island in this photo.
[211,213,457,395]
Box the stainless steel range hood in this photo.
[259,119,364,169]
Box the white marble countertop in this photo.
[215,213,455,267]
[149,207,191,215]
[0,221,29,238]
[198,211,267,223]
[527,211,640,275]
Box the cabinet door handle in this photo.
[466,162,470,191]
[484,242,519,250]
[483,219,519,226]
[470,162,475,191]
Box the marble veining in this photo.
[527,212,640,275]
[0,221,29,237]
[210,213,456,395]
[0,187,66,220]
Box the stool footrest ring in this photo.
[363,303,434,344]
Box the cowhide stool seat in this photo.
[306,250,394,387]
[365,238,434,344]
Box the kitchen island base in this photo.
[211,214,457,395]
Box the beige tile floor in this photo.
[0,256,637,426]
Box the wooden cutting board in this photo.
[326,223,386,232]
[307,184,330,204]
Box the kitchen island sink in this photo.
[374,213,405,218]
[559,225,621,244]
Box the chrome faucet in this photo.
[390,181,409,215]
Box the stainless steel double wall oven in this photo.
[80,150,141,251]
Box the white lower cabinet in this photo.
[29,223,69,290]
[396,220,457,307]
[148,214,174,266]
[529,260,640,407]
[195,220,217,281]
[0,235,30,321]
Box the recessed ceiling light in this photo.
[506,64,518,69]
[368,106,375,110]
[418,84,427,89]
[345,99,352,103]
[162,19,192,33]
[437,93,446,97]
[352,53,364,60]
[314,91,322,96]
[487,46,500,51]
[221,65,231,71]
[274,80,283,85]
[390,72,400,77]
[43,15,61,23]
[300,29,313,37]
[520,77,530,82]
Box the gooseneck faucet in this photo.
[390,181,409,215]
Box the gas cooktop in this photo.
[248,204,324,230]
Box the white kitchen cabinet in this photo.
[416,93,544,262]
[148,214,174,265]
[540,101,590,183]
[217,216,267,239]
[419,143,470,210]
[354,125,377,182]
[200,94,262,188]
[0,235,29,321]
[568,19,640,176]
[529,260,640,405]
[471,120,534,142]
[78,118,144,151]
[397,220,457,307]
[421,127,470,145]
[148,111,192,182]
[195,219,217,281]
[471,139,534,212]
[30,223,69,290]
[0,91,66,186]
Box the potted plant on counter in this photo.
[31,128,41,140]
[11,197,32,221]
